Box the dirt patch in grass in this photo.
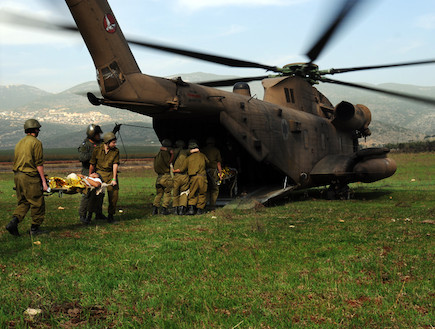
[19,301,114,328]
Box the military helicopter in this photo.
[7,0,435,203]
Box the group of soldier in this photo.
[152,137,222,216]
[77,124,120,225]
[5,119,223,236]
[5,119,120,236]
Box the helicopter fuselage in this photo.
[67,0,396,199]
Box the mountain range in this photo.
[1,72,434,150]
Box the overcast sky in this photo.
[1,0,435,93]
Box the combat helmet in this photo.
[86,124,103,138]
[175,140,185,148]
[103,132,117,144]
[24,119,41,131]
[188,141,199,150]
[161,139,172,148]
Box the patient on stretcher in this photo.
[49,173,103,193]
[77,173,102,188]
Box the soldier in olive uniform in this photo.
[152,139,173,215]
[176,141,209,215]
[6,119,49,236]
[89,132,120,223]
[202,137,222,210]
[172,140,189,215]
[78,124,105,224]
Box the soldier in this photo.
[176,141,209,215]
[202,137,222,210]
[152,139,173,215]
[6,119,49,236]
[78,124,105,224]
[172,140,189,215]
[89,132,120,223]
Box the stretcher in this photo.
[217,167,238,198]
[47,176,86,196]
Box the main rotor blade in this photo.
[324,59,435,75]
[197,75,270,87]
[127,40,279,72]
[0,10,279,72]
[320,77,435,106]
[0,10,78,32]
[306,0,362,62]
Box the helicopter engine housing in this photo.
[332,101,371,136]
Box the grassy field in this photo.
[0,153,433,328]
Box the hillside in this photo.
[0,82,156,149]
[0,74,434,149]
[0,84,51,109]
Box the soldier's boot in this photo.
[180,206,187,216]
[107,214,115,223]
[30,224,48,236]
[6,217,20,236]
[197,208,206,215]
[152,206,159,216]
[86,212,93,224]
[161,207,170,216]
[186,206,196,216]
[95,213,107,220]
[80,212,90,224]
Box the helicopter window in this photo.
[99,61,125,93]
[284,88,290,103]
[284,88,295,103]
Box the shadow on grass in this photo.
[270,187,394,206]
[43,202,154,233]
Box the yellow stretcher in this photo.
[47,176,87,196]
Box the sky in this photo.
[0,0,435,93]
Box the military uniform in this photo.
[202,144,222,208]
[78,138,101,175]
[12,135,45,226]
[90,144,120,216]
[153,148,173,211]
[172,148,190,211]
[78,137,103,220]
[179,150,209,212]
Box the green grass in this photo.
[0,153,433,328]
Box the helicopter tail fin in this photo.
[66,0,141,94]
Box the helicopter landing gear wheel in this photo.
[326,183,350,200]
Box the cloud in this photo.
[416,13,435,30]
[175,0,307,11]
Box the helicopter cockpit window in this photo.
[99,61,125,93]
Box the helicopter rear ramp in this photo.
[222,185,298,209]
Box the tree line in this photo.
[385,139,435,153]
